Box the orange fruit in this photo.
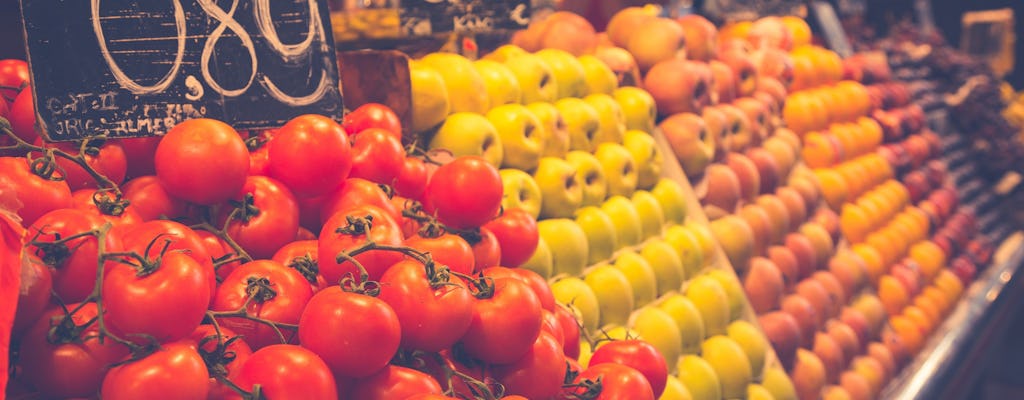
[903,206,932,238]
[852,243,886,285]
[902,305,936,334]
[878,275,910,316]
[719,20,753,42]
[784,92,828,135]
[909,241,947,281]
[781,16,813,47]
[934,270,965,300]
[865,232,898,268]
[802,132,842,168]
[889,315,925,355]
[836,162,869,200]
[922,286,952,315]
[789,51,819,92]
[840,204,871,243]
[913,294,942,322]
[814,168,849,212]
[857,117,885,150]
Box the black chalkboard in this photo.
[398,0,531,36]
[20,0,344,141]
[701,0,803,20]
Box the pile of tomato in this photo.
[0,58,668,399]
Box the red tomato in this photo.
[377,259,475,352]
[460,276,543,364]
[298,287,400,378]
[589,340,668,398]
[188,324,253,399]
[570,363,655,400]
[212,260,313,350]
[394,156,429,200]
[154,118,249,205]
[390,195,422,239]
[491,331,566,399]
[19,303,130,398]
[103,251,210,343]
[295,226,317,241]
[222,176,299,260]
[195,229,240,280]
[0,157,72,226]
[404,232,475,275]
[483,266,556,312]
[26,208,111,303]
[8,87,38,143]
[483,208,539,268]
[348,365,443,399]
[416,349,489,398]
[0,59,29,106]
[405,395,460,400]
[297,193,328,234]
[0,94,8,119]
[33,138,128,190]
[471,227,502,272]
[70,188,143,226]
[232,344,337,400]
[319,177,401,225]
[101,341,210,400]
[11,260,51,337]
[318,204,404,284]
[540,309,566,345]
[423,156,503,229]
[554,304,583,359]
[268,115,352,197]
[349,128,405,186]
[117,220,217,297]
[119,135,161,179]
[248,138,271,177]
[343,103,402,138]
[121,175,189,221]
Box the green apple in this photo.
[473,59,522,108]
[538,218,589,277]
[677,355,722,400]
[640,239,685,297]
[685,275,729,336]
[701,335,753,399]
[483,44,529,62]
[600,196,643,248]
[583,93,627,146]
[564,151,608,207]
[533,157,584,219]
[574,206,618,265]
[527,102,571,158]
[578,54,619,96]
[663,225,706,278]
[628,306,683,370]
[658,294,706,355]
[747,384,774,400]
[555,98,600,152]
[536,48,588,99]
[651,178,688,225]
[409,60,450,134]
[519,235,553,278]
[429,112,503,167]
[584,263,635,327]
[631,190,666,239]
[499,169,542,219]
[613,86,657,133]
[486,104,545,171]
[727,320,769,378]
[705,269,747,322]
[594,143,639,197]
[623,130,664,190]
[761,365,798,400]
[503,53,559,103]
[419,52,490,114]
[550,276,601,333]
[614,251,658,306]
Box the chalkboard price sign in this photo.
[20,0,344,141]
[398,0,531,36]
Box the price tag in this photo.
[20,0,344,141]
[398,0,531,36]
[810,1,853,58]
[701,0,804,21]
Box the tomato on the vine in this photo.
[271,239,328,291]
[589,340,669,398]
[470,227,502,272]
[34,138,128,190]
[268,114,352,197]
[347,365,444,399]
[377,259,475,352]
[100,341,210,400]
[222,175,299,260]
[195,229,240,280]
[116,220,217,297]
[19,303,130,399]
[349,128,405,186]
[231,344,337,400]
[319,177,401,225]
[11,259,51,337]
[0,59,29,106]
[569,363,655,400]
[423,156,503,229]
[554,304,583,359]
[483,208,539,268]
[483,266,556,311]
[297,287,401,378]
[120,175,188,221]
[460,274,542,364]
[154,118,249,205]
[491,331,566,399]
[296,193,328,234]
[394,156,429,200]
[119,135,161,179]
[26,208,112,303]
[212,260,313,350]
[188,324,253,399]
[404,231,475,275]
[318,204,404,284]
[8,87,37,143]
[0,157,72,226]
[70,188,143,226]
[390,194,422,238]
[248,134,272,177]
[343,103,402,139]
[540,309,566,345]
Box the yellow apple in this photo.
[600,195,644,248]
[628,306,684,371]
[726,320,769,378]
[536,49,588,99]
[650,178,688,224]
[520,235,553,278]
[641,239,685,297]
[705,269,747,322]
[677,354,722,400]
[486,104,545,171]
[550,276,601,333]
[527,102,571,158]
[429,112,503,167]
[748,384,776,400]
[657,293,706,355]
[701,335,753,399]
[503,53,559,103]
[583,93,627,146]
[565,151,608,207]
[419,52,490,114]
[473,59,522,108]
[538,218,589,277]
[623,129,664,190]
[661,375,694,400]
[685,275,730,336]
[574,206,618,265]
[578,54,619,95]
[614,251,659,306]
[484,44,529,62]
[584,263,635,327]
[631,190,666,240]
[409,60,450,133]
[762,365,798,400]
[533,157,584,219]
[614,86,658,133]
[594,143,639,197]
[664,225,706,279]
[555,98,601,152]
[499,169,542,219]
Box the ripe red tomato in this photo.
[471,227,502,272]
[26,208,111,303]
[103,251,210,343]
[343,103,402,138]
[318,204,404,284]
[483,208,539,268]
[404,232,475,275]
[232,344,337,399]
[296,193,328,234]
[268,114,352,197]
[483,266,556,312]
[348,365,444,399]
[405,395,460,400]
[11,260,51,337]
[121,175,189,221]
[418,348,489,397]
[187,324,253,399]
[589,340,668,398]
[70,188,143,226]
[34,138,128,190]
[491,331,566,399]
[570,363,655,400]
[298,287,401,378]
[116,220,217,297]
[377,260,475,352]
[248,137,272,177]
[119,135,161,179]
[0,59,29,106]
[394,156,429,200]
[101,341,210,400]
[0,94,8,120]
[154,118,249,205]
[460,275,543,364]
[271,239,328,291]
[212,260,313,349]
[195,229,240,280]
[19,303,130,398]
[319,177,401,225]
[554,304,582,359]
[0,157,72,226]
[390,195,421,238]
[423,156,503,229]
[9,87,38,143]
[349,128,405,186]
[222,176,299,260]
[540,309,566,345]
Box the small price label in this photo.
[398,0,531,36]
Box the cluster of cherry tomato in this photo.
[1,57,667,399]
